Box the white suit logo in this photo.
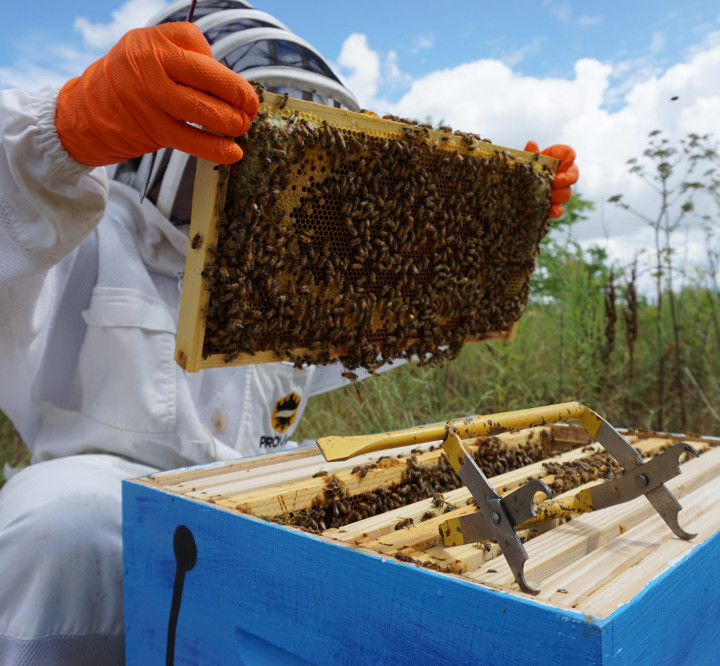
[272,392,301,434]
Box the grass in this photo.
[2,288,718,483]
[294,297,720,443]
[0,411,31,485]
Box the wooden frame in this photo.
[124,427,720,663]
[175,93,556,371]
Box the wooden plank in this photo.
[174,160,228,371]
[466,445,720,594]
[326,486,472,543]
[576,474,720,617]
[145,445,321,487]
[211,447,444,515]
[208,428,547,514]
[537,482,711,608]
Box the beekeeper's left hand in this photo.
[524,142,579,219]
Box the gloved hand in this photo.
[55,23,259,167]
[524,141,579,219]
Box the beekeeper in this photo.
[0,3,381,663]
[0,1,577,663]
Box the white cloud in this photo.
[0,61,69,92]
[74,0,168,49]
[603,55,666,111]
[384,50,412,89]
[337,33,382,105]
[543,0,572,23]
[650,31,666,54]
[501,37,545,68]
[0,43,98,92]
[686,28,720,57]
[336,33,414,103]
[578,15,603,27]
[410,33,434,54]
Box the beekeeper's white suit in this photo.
[0,4,370,664]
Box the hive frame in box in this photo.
[123,426,720,664]
[175,92,558,371]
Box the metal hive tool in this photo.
[175,91,558,372]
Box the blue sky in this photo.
[3,1,718,107]
[2,1,720,281]
[264,0,719,107]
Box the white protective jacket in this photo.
[0,86,366,471]
[0,86,409,666]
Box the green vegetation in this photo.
[0,413,30,484]
[1,131,718,480]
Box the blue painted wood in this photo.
[123,479,720,665]
[123,481,604,665]
[602,528,720,664]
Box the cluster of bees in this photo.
[200,89,554,370]
[541,450,623,494]
[265,441,675,538]
[268,437,547,532]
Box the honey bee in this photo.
[394,518,413,530]
[394,553,415,563]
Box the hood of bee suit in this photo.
[106,0,360,228]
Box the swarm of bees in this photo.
[200,88,554,371]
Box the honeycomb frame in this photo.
[175,92,558,372]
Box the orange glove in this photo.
[524,141,579,219]
[55,23,259,167]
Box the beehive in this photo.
[124,426,720,664]
[175,92,557,372]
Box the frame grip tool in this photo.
[316,402,698,594]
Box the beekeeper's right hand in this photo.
[55,23,259,167]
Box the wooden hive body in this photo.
[123,426,720,664]
[175,93,557,372]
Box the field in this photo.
[2,131,718,482]
[293,288,720,442]
[3,281,717,484]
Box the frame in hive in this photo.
[175,92,558,372]
[184,426,720,585]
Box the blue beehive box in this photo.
[123,429,720,665]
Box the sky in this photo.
[3,1,720,288]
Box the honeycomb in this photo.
[193,91,555,371]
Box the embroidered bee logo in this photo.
[272,392,301,433]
